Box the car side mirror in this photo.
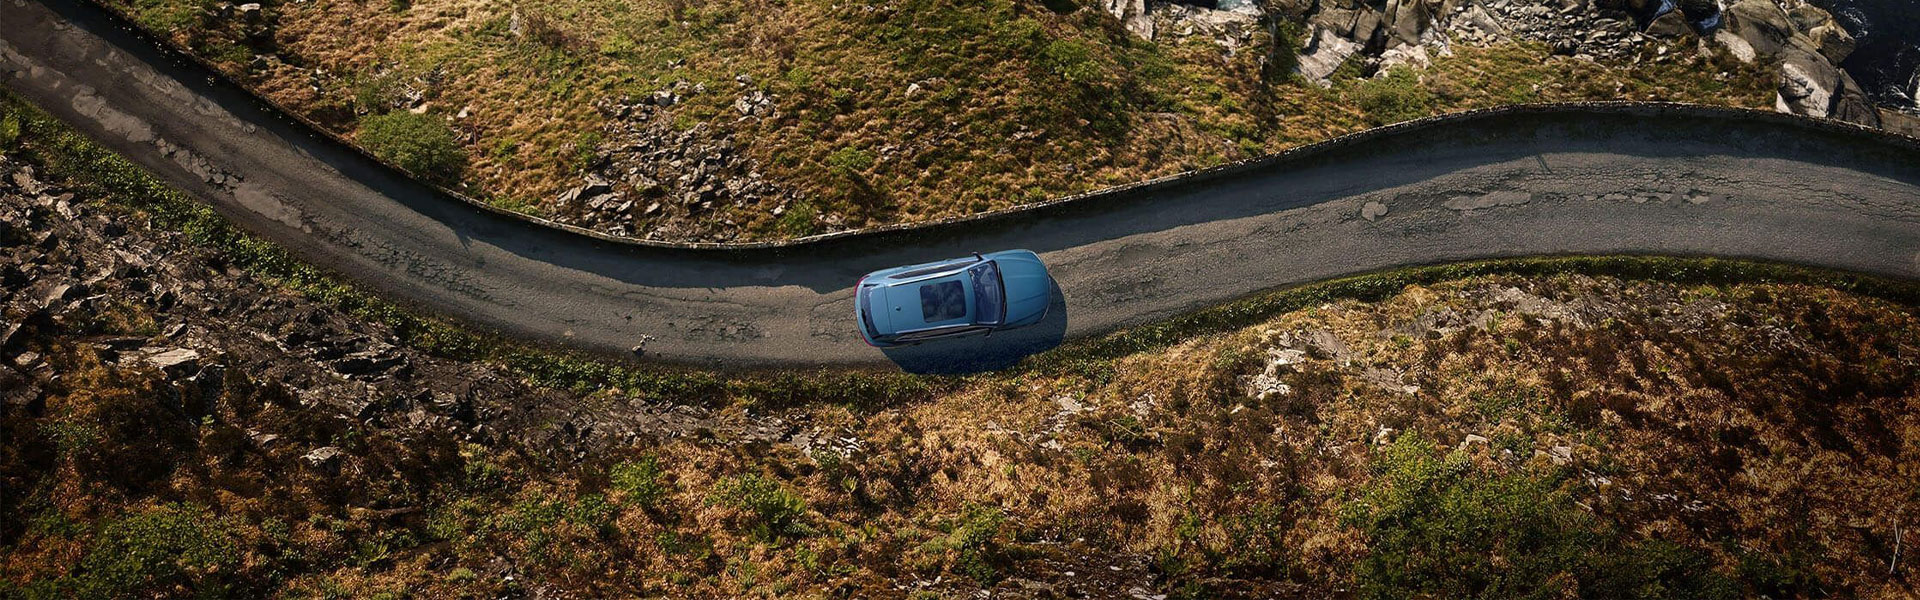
[973,252,984,261]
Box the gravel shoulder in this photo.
[3,0,1919,371]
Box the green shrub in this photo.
[826,147,874,175]
[1342,433,1739,600]
[945,506,1007,583]
[1219,502,1294,575]
[353,71,407,114]
[0,112,20,148]
[1040,39,1102,84]
[609,456,671,507]
[494,494,616,564]
[774,201,820,237]
[358,111,465,182]
[1351,67,1435,126]
[710,474,809,542]
[70,503,241,597]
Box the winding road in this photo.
[4,0,1920,371]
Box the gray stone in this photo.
[302,446,343,467]
[1104,0,1155,38]
[1305,329,1351,362]
[1720,0,1796,59]
[1548,445,1573,465]
[143,347,201,372]
[1775,50,1840,117]
[1296,26,1362,86]
[1644,11,1692,38]
[1384,0,1434,47]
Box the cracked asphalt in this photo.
[4,0,1919,371]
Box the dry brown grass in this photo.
[8,272,1918,597]
[107,0,1775,240]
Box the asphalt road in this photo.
[5,0,1920,372]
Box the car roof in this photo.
[874,274,974,334]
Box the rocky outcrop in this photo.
[1103,0,1157,38]
[1297,26,1364,85]
[1282,0,1659,86]
[562,90,809,242]
[0,152,798,462]
[1716,0,1877,126]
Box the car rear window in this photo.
[860,286,883,335]
[918,280,967,323]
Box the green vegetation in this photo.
[358,111,466,183]
[1351,67,1436,126]
[710,474,810,542]
[7,504,240,599]
[609,456,672,508]
[926,506,1010,584]
[0,112,20,148]
[1344,434,1739,599]
[102,0,1774,241]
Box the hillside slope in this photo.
[100,0,1773,241]
[2,97,1917,597]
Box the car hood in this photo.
[995,252,1052,323]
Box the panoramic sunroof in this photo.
[918,280,967,323]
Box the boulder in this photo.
[1296,26,1362,86]
[1351,8,1388,48]
[303,446,343,467]
[1104,0,1155,38]
[1766,48,1843,117]
[142,347,201,373]
[1379,44,1431,72]
[1772,47,1878,126]
[1719,0,1796,59]
[1311,7,1360,38]
[1644,10,1692,38]
[1829,71,1883,127]
[1785,5,1830,32]
[1383,0,1434,47]
[1782,5,1854,62]
[1806,22,1856,63]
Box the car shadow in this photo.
[879,280,1068,375]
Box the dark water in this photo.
[1808,0,1920,110]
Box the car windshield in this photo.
[918,280,968,323]
[969,261,1004,325]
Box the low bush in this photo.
[18,503,244,598]
[710,474,809,542]
[1351,67,1435,126]
[358,111,465,183]
[609,456,671,508]
[1342,433,1740,599]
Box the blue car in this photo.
[855,250,1054,347]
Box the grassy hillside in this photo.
[3,91,1917,598]
[104,0,1773,240]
